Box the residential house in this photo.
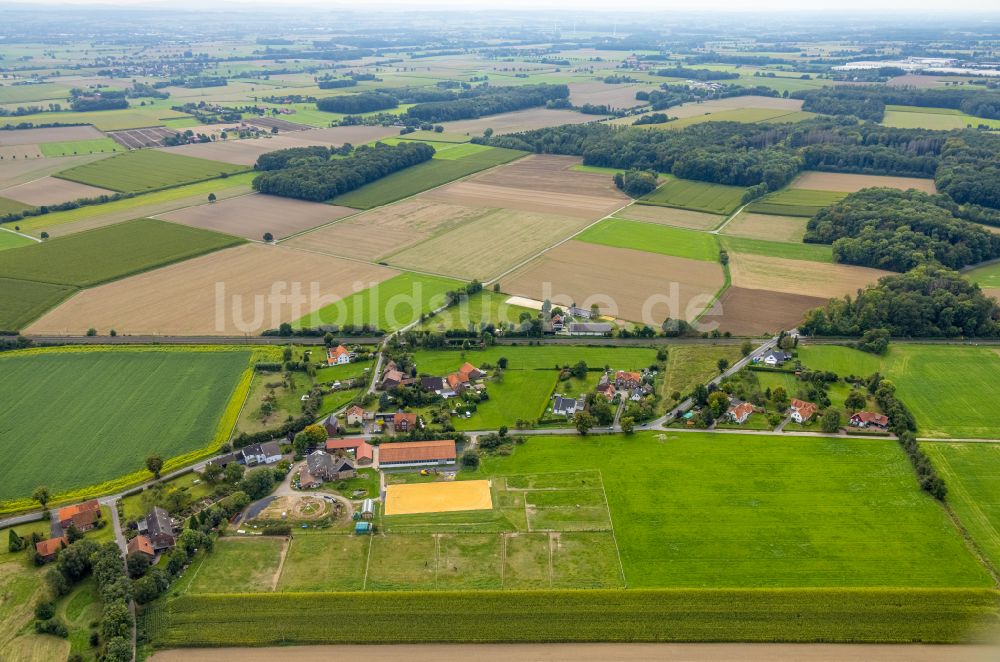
[57,500,101,532]
[378,440,456,467]
[567,322,612,336]
[127,534,155,559]
[727,401,754,424]
[241,441,283,466]
[207,451,239,469]
[596,374,617,400]
[394,411,418,433]
[420,376,446,393]
[459,362,486,381]
[789,399,818,423]
[35,536,66,561]
[323,412,341,436]
[553,395,586,417]
[549,313,564,332]
[305,449,356,483]
[137,507,176,552]
[850,411,889,430]
[327,345,351,366]
[325,438,374,465]
[759,349,792,367]
[381,368,404,390]
[345,405,366,427]
[568,306,592,320]
[615,370,642,390]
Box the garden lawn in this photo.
[0,347,252,502]
[295,272,464,331]
[410,346,659,376]
[924,443,1000,572]
[639,177,748,215]
[576,219,720,262]
[0,217,242,287]
[454,369,559,430]
[473,433,992,588]
[720,235,834,263]
[55,150,246,193]
[419,291,537,331]
[797,344,1000,438]
[331,147,525,209]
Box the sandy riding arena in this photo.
[384,480,493,516]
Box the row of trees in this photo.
[795,85,1000,122]
[252,142,434,201]
[805,188,1000,272]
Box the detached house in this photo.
[137,507,176,552]
[57,500,101,532]
[553,395,586,417]
[241,441,283,466]
[727,401,754,424]
[758,349,792,367]
[127,534,155,559]
[300,450,356,488]
[615,371,643,390]
[327,345,352,366]
[596,374,617,400]
[345,405,366,427]
[381,368,404,390]
[789,399,818,423]
[35,536,66,562]
[394,411,419,433]
[850,411,889,430]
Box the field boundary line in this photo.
[362,532,374,590]
[271,536,291,592]
[500,532,507,588]
[0,227,41,243]
[599,469,628,589]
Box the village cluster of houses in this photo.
[35,500,178,562]
[551,368,655,418]
[545,306,613,337]
[380,359,486,399]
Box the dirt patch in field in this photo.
[159,194,356,240]
[427,182,624,220]
[0,125,105,146]
[728,252,890,299]
[708,287,827,335]
[388,210,593,281]
[0,176,114,206]
[0,152,110,189]
[286,199,494,261]
[470,154,627,199]
[503,240,724,323]
[26,243,398,335]
[615,204,724,230]
[289,125,399,145]
[568,82,657,109]
[721,212,809,243]
[255,496,332,521]
[157,135,333,166]
[791,171,937,193]
[0,145,42,160]
[442,109,607,136]
[981,287,1000,302]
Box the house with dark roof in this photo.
[137,507,176,552]
[758,349,792,367]
[614,370,642,390]
[553,395,585,417]
[304,449,356,484]
[323,412,341,436]
[241,441,283,466]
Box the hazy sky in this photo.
[10,0,1000,12]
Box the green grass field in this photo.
[882,105,1000,131]
[0,277,76,332]
[147,588,1000,646]
[409,345,659,376]
[454,368,559,430]
[419,290,536,331]
[720,235,834,263]
[576,219,720,261]
[331,147,525,209]
[746,188,847,217]
[924,443,1000,573]
[295,272,464,331]
[0,218,242,287]
[642,107,817,130]
[798,344,1000,438]
[0,82,71,104]
[39,138,123,157]
[965,260,1000,290]
[186,537,285,594]
[639,177,748,215]
[54,150,246,193]
[0,347,252,502]
[0,230,34,251]
[12,172,257,237]
[0,196,32,216]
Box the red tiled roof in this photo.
[729,402,753,420]
[58,500,101,528]
[326,438,374,462]
[127,534,154,557]
[379,440,456,464]
[852,411,889,426]
[346,405,365,417]
[328,345,350,360]
[791,399,818,420]
[394,412,417,427]
[35,536,66,557]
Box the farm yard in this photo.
[0,346,252,505]
[158,193,357,240]
[503,241,725,323]
[638,177,748,215]
[27,243,398,335]
[54,149,247,193]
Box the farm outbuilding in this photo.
[355,521,372,535]
[377,440,456,468]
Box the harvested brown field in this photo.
[108,126,177,149]
[503,241,724,323]
[614,204,724,230]
[612,96,804,123]
[290,125,399,144]
[0,176,114,206]
[245,117,310,131]
[158,194,356,240]
[790,171,937,193]
[442,109,606,136]
[0,152,110,189]
[721,212,809,243]
[387,210,593,281]
[728,252,890,299]
[26,244,398,336]
[157,135,331,166]
[0,125,105,146]
[0,144,42,160]
[708,287,827,335]
[426,182,624,220]
[286,199,493,261]
[568,82,657,109]
[471,155,626,199]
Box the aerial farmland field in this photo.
[745,188,848,217]
[38,138,123,157]
[54,149,247,193]
[0,347,253,505]
[576,219,720,261]
[0,277,76,333]
[639,177,748,215]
